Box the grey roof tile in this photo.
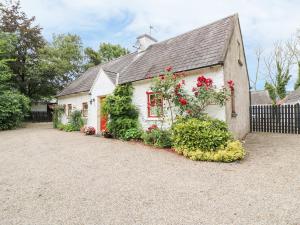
[58,14,237,97]
[251,90,273,105]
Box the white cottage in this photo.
[57,14,250,139]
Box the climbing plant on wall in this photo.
[103,83,141,140]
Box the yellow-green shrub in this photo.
[175,140,245,162]
[172,117,232,150]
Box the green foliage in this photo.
[0,1,46,98]
[275,61,291,99]
[172,117,232,151]
[124,128,142,141]
[294,62,300,90]
[176,140,245,162]
[0,91,30,130]
[40,34,84,89]
[69,110,84,131]
[265,82,277,104]
[57,123,76,132]
[104,84,140,140]
[52,105,64,128]
[107,117,138,140]
[265,61,292,103]
[0,32,15,91]
[142,128,172,148]
[150,68,230,122]
[84,47,101,68]
[171,116,245,162]
[84,43,129,68]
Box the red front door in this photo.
[100,97,107,132]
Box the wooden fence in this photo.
[28,112,52,122]
[250,104,300,134]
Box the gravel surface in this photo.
[0,123,299,225]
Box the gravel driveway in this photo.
[0,123,299,225]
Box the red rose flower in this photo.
[179,98,187,106]
[165,66,172,72]
[197,82,203,87]
[192,87,196,92]
[227,80,234,91]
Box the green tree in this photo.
[40,34,84,90]
[0,32,16,90]
[0,1,46,98]
[264,43,292,103]
[0,31,30,130]
[84,43,129,68]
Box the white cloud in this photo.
[18,0,300,42]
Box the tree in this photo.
[287,32,300,90]
[84,43,129,68]
[0,31,30,130]
[264,42,293,103]
[40,34,84,91]
[0,32,15,90]
[251,47,263,90]
[0,1,46,98]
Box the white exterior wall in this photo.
[57,93,89,124]
[89,69,115,133]
[57,67,227,134]
[132,67,225,130]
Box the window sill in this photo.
[145,117,163,121]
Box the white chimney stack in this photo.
[135,34,157,52]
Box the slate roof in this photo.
[251,90,273,105]
[57,14,237,97]
[285,87,300,104]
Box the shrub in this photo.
[172,117,232,151]
[124,128,142,140]
[52,105,64,128]
[85,126,95,135]
[176,140,245,162]
[69,110,84,131]
[0,91,30,130]
[142,126,172,148]
[57,123,65,130]
[104,84,140,140]
[62,123,77,132]
[107,117,138,139]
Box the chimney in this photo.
[135,34,157,52]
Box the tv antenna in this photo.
[149,25,156,36]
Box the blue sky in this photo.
[17,0,300,90]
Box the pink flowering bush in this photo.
[85,126,96,135]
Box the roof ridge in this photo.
[152,14,237,47]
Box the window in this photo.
[67,104,72,117]
[82,102,88,117]
[147,92,163,118]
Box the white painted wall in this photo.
[31,103,47,112]
[57,93,90,124]
[132,67,225,130]
[57,67,226,134]
[89,69,115,133]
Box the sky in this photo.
[13,0,300,90]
